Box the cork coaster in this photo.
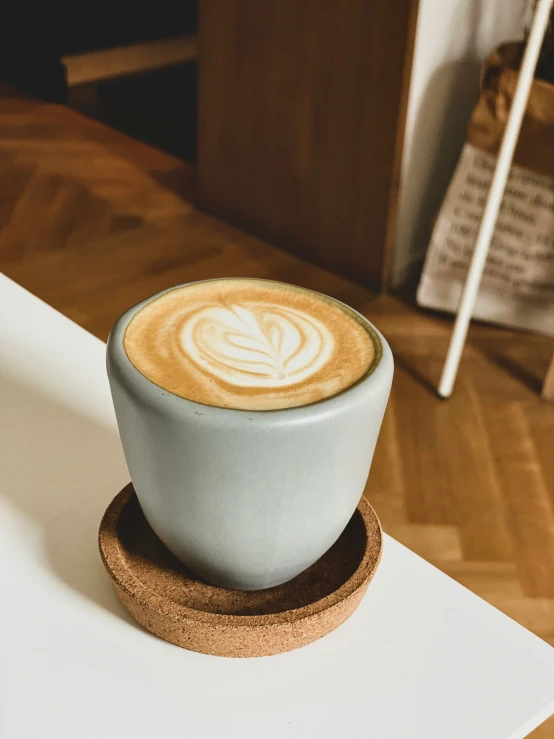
[99,483,383,658]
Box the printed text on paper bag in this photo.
[427,145,554,302]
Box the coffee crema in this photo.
[123,279,379,410]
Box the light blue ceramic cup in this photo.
[107,280,393,590]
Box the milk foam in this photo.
[181,303,334,388]
[123,279,378,411]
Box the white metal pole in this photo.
[438,0,553,398]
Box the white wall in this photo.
[392,0,529,286]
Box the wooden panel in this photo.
[198,0,418,290]
[63,34,198,87]
[543,349,554,401]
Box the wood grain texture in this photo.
[0,91,553,736]
[198,0,418,291]
[543,350,554,401]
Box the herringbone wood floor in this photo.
[1,90,554,736]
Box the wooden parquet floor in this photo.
[1,91,554,736]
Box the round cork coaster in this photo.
[99,483,383,658]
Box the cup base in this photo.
[98,483,383,658]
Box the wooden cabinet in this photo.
[198,0,418,290]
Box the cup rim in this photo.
[109,277,386,417]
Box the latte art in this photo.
[123,279,379,410]
[182,304,334,388]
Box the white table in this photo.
[1,273,554,739]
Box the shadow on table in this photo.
[1,373,132,623]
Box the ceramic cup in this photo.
[107,281,393,590]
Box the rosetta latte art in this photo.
[123,279,378,410]
[181,304,334,388]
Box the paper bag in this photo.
[417,44,554,336]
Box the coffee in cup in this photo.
[123,278,380,411]
[107,278,393,590]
